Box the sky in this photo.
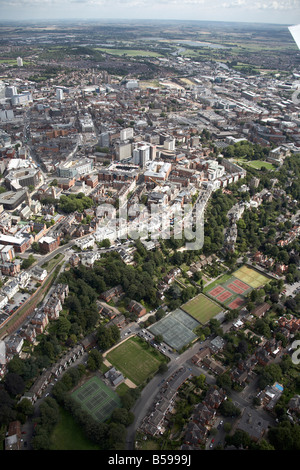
[0,0,300,25]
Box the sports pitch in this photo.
[181,293,223,324]
[149,308,200,351]
[106,336,165,386]
[206,265,269,310]
[72,376,120,423]
[232,265,269,289]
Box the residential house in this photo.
[5,421,21,450]
[106,314,126,329]
[81,333,97,350]
[104,367,125,387]
[251,302,271,318]
[257,382,284,411]
[128,299,147,318]
[30,266,47,282]
[5,334,24,355]
[21,325,37,343]
[31,309,49,334]
[1,279,19,299]
[100,285,123,303]
[44,297,62,320]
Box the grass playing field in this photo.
[232,265,269,289]
[50,406,101,450]
[95,48,161,57]
[106,336,165,386]
[181,293,223,324]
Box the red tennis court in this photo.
[208,286,226,297]
[217,290,232,302]
[228,297,245,309]
[228,283,244,294]
[233,279,250,291]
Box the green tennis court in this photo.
[181,293,223,324]
[72,376,120,422]
[149,308,200,351]
[232,265,269,289]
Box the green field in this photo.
[246,160,276,170]
[50,406,101,450]
[106,336,165,386]
[181,293,223,324]
[232,265,270,289]
[72,376,120,423]
[203,273,232,293]
[234,158,275,171]
[95,48,161,57]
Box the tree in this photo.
[110,408,134,427]
[107,422,127,450]
[268,422,300,450]
[4,373,25,397]
[21,255,36,270]
[219,399,241,417]
[16,398,34,418]
[158,363,168,374]
[32,428,51,450]
[0,390,16,425]
[55,317,71,340]
[216,373,232,393]
[225,429,251,449]
[87,349,103,371]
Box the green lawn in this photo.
[181,293,223,324]
[50,407,101,450]
[106,336,166,386]
[95,48,161,57]
[203,273,232,293]
[246,160,276,170]
[234,158,275,171]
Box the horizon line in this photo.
[0,18,295,27]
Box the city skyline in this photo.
[0,0,300,25]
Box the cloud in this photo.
[0,0,299,22]
[221,0,300,9]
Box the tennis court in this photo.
[72,376,121,422]
[217,290,233,302]
[227,296,245,310]
[227,282,245,295]
[208,286,226,297]
[149,308,200,351]
[182,293,223,324]
[232,265,269,289]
